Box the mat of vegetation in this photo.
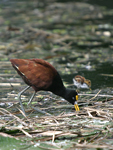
[0,0,113,149]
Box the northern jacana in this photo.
[10,59,79,114]
[73,75,91,89]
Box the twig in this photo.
[0,83,21,86]
[89,90,101,101]
[78,93,113,98]
[74,143,113,149]
[31,106,52,116]
[0,108,28,126]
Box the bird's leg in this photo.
[18,86,51,116]
[27,92,51,116]
[18,86,30,114]
[27,91,36,105]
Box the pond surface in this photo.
[0,0,113,149]
[0,0,113,117]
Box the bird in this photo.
[73,75,91,89]
[10,58,79,114]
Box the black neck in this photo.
[53,87,74,104]
[53,86,66,98]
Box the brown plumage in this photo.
[73,75,91,89]
[10,59,79,114]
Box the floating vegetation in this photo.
[0,0,113,149]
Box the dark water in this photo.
[63,62,113,90]
[57,0,113,9]
[86,0,113,9]
[0,0,113,92]
[1,0,113,9]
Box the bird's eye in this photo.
[76,95,78,101]
[72,97,75,100]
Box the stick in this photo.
[78,93,113,98]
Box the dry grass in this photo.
[0,92,113,149]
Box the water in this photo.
[0,0,113,149]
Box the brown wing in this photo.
[75,75,85,84]
[10,59,58,91]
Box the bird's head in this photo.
[65,90,79,111]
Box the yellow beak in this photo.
[74,101,79,111]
